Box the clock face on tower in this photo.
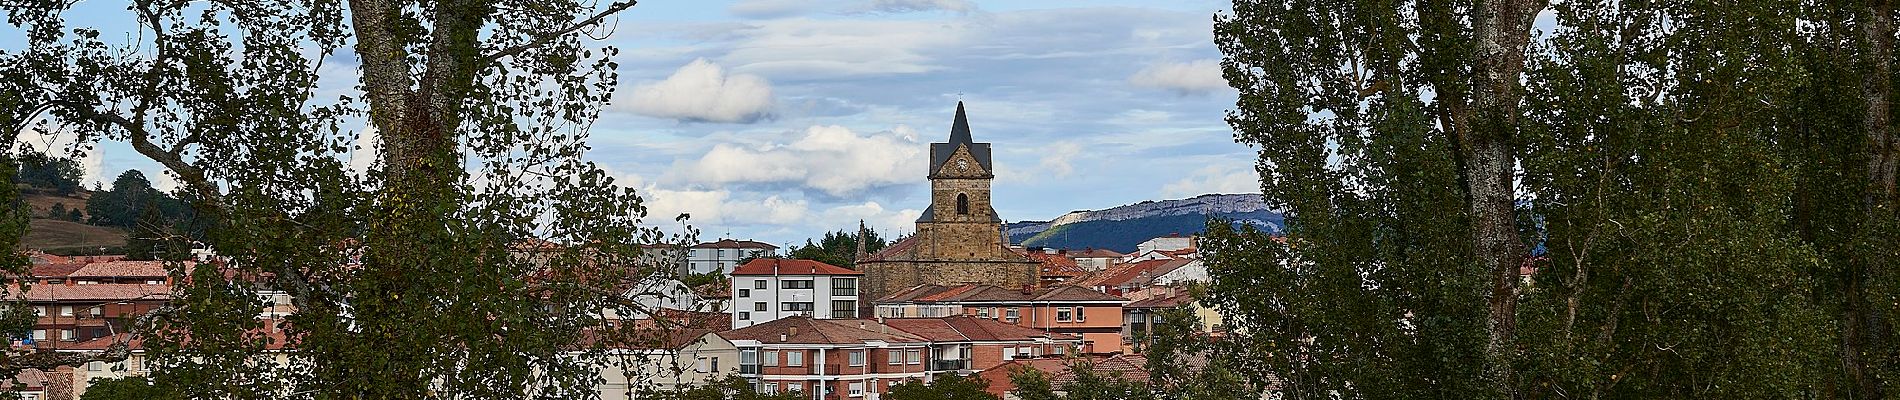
[955,159,970,172]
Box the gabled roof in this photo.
[877,283,1126,304]
[730,259,861,276]
[691,239,778,250]
[16,284,171,302]
[717,316,926,345]
[1067,248,1124,259]
[1126,291,1195,309]
[69,261,176,278]
[881,316,1078,342]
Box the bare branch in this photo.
[480,1,640,65]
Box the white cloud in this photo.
[13,128,106,188]
[720,19,967,78]
[1129,59,1229,95]
[620,58,775,123]
[668,124,924,197]
[817,201,923,236]
[346,127,380,178]
[859,0,978,14]
[639,187,809,227]
[1161,164,1260,198]
[1036,141,1082,178]
[729,0,824,18]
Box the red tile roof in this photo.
[877,284,1126,304]
[880,316,1079,342]
[17,284,171,302]
[690,239,778,249]
[730,259,861,276]
[717,316,924,345]
[1067,249,1124,258]
[68,261,177,278]
[861,235,922,262]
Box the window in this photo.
[782,302,814,312]
[695,357,708,373]
[755,302,768,312]
[764,350,779,367]
[905,349,921,365]
[739,312,751,320]
[755,280,768,290]
[848,350,865,366]
[1005,308,1019,322]
[60,329,74,341]
[1053,346,1066,356]
[976,308,989,318]
[86,361,101,371]
[1057,308,1073,322]
[1074,306,1086,322]
[831,278,857,296]
[1002,347,1015,360]
[711,357,720,372]
[742,349,758,365]
[956,193,969,215]
[831,301,856,318]
[889,350,902,365]
[765,383,778,394]
[783,280,814,289]
[738,289,751,298]
[848,382,865,397]
[31,330,44,341]
[786,351,804,366]
[59,306,72,317]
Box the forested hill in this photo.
[1005,193,1281,252]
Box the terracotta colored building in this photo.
[878,316,1081,374]
[874,284,1129,354]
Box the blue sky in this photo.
[9,0,1257,247]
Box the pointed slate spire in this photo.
[948,101,972,145]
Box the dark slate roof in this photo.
[913,205,1003,223]
[927,102,994,176]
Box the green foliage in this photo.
[1213,0,1877,398]
[79,376,181,400]
[4,0,677,398]
[786,228,888,268]
[13,151,83,195]
[642,376,803,400]
[883,374,998,400]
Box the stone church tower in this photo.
[856,102,1041,303]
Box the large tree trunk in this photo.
[344,0,489,394]
[1468,0,1544,396]
[1850,2,1898,398]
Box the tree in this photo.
[44,202,65,220]
[83,170,156,228]
[4,0,678,398]
[787,227,888,268]
[1213,0,1538,395]
[14,151,83,195]
[79,376,180,400]
[884,374,999,400]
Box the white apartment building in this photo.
[729,259,861,328]
[687,239,778,275]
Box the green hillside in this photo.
[1014,211,1279,252]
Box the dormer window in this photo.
[956,193,969,215]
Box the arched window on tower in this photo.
[956,193,970,215]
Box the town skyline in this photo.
[4,0,1252,247]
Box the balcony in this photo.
[739,364,759,375]
[931,359,969,371]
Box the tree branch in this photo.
[479,1,640,65]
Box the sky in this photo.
[7,0,1256,248]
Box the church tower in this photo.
[853,102,1042,303]
[914,102,1009,260]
